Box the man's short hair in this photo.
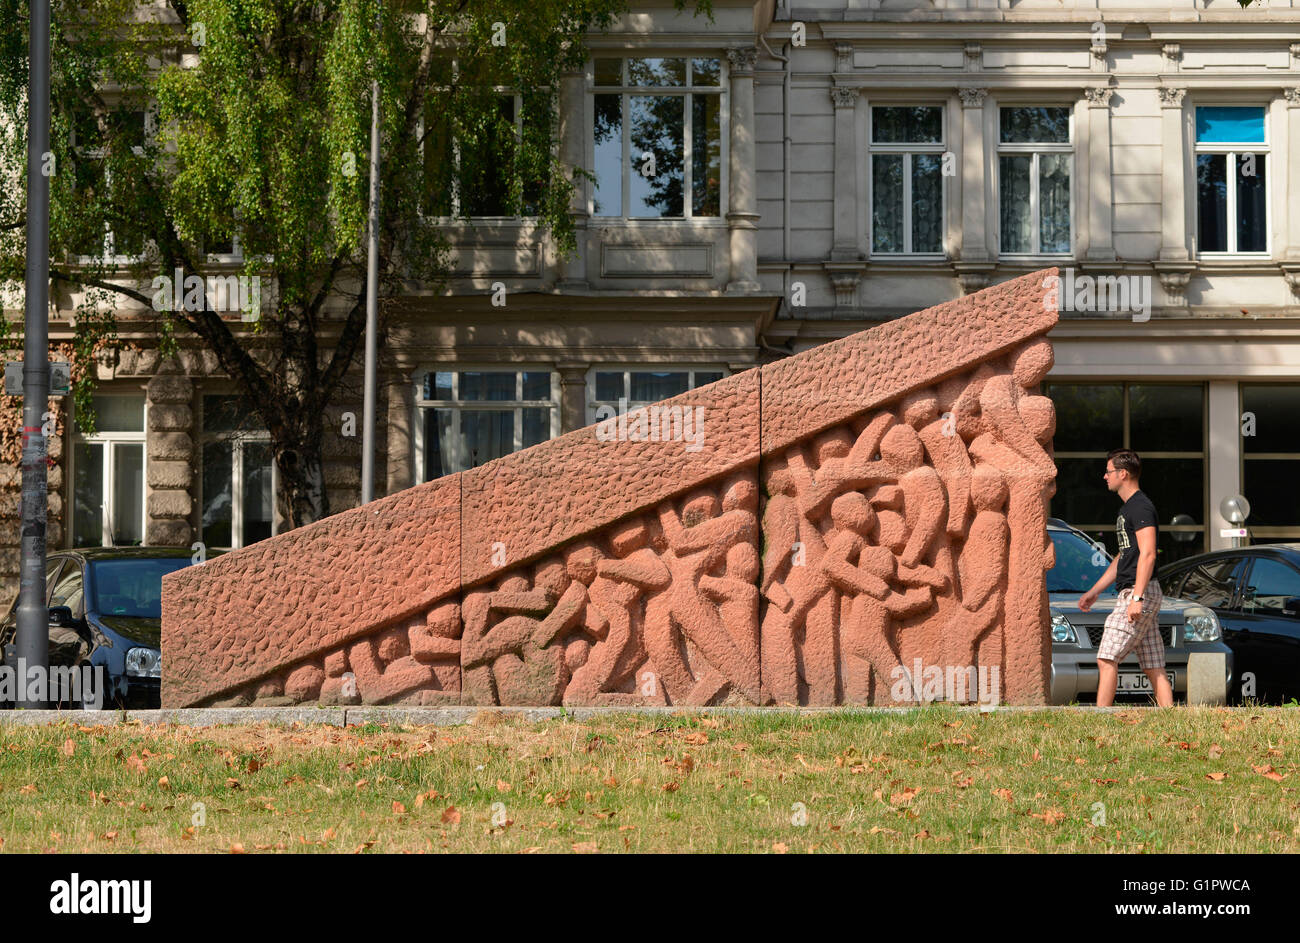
[1107,448,1141,480]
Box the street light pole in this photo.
[16,0,51,708]
[361,76,380,504]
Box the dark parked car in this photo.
[0,548,201,709]
[1159,545,1300,704]
[1047,520,1233,704]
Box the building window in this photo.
[1045,382,1206,564]
[70,395,146,548]
[869,106,945,255]
[1240,384,1300,542]
[199,395,276,549]
[1195,106,1268,255]
[421,60,552,218]
[591,57,724,219]
[587,367,725,423]
[416,369,559,482]
[997,106,1072,256]
[71,107,150,260]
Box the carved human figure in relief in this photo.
[820,492,942,702]
[461,569,568,705]
[645,477,761,704]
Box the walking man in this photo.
[1077,449,1173,707]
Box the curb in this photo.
[0,703,1268,728]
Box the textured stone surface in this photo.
[461,367,759,585]
[148,431,193,461]
[164,270,1059,707]
[148,460,194,490]
[147,490,192,519]
[162,476,461,707]
[147,403,193,431]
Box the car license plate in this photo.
[1117,671,1174,692]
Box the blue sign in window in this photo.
[1195,106,1266,145]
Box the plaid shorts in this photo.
[1097,580,1165,670]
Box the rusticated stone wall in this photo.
[162,269,1060,708]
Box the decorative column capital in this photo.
[1157,86,1187,109]
[1084,86,1114,107]
[726,45,758,77]
[958,87,988,109]
[834,43,854,73]
[830,86,858,110]
[1284,87,1300,107]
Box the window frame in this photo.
[585,365,728,425]
[419,61,554,221]
[867,104,947,259]
[67,393,148,549]
[1044,380,1209,556]
[412,366,562,484]
[587,54,729,222]
[1237,382,1300,541]
[995,104,1075,259]
[196,394,279,550]
[71,105,154,265]
[1193,104,1271,259]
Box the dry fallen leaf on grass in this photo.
[125,754,146,775]
[1252,765,1285,782]
[662,781,680,793]
[392,801,406,815]
[890,787,918,806]
[496,779,512,793]
[992,788,1013,802]
[771,842,788,854]
[603,775,618,788]
[229,843,246,854]
[1030,808,1065,826]
[157,776,170,790]
[1205,772,1228,782]
[572,841,599,854]
[414,789,439,808]
[19,784,36,795]
[683,732,709,746]
[441,806,461,825]
[61,739,75,757]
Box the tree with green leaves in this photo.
[0,0,711,530]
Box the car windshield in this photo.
[1047,529,1111,594]
[90,558,192,618]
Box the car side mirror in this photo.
[1283,597,1300,617]
[48,605,74,627]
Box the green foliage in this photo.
[0,0,711,524]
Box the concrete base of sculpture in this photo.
[162,270,1060,708]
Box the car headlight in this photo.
[1183,605,1221,643]
[1050,608,1078,643]
[125,647,162,679]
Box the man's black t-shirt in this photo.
[1115,490,1159,590]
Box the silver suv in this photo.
[1047,520,1233,704]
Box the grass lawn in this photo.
[1,705,1298,853]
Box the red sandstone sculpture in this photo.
[162,269,1060,707]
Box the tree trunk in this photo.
[275,420,329,530]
